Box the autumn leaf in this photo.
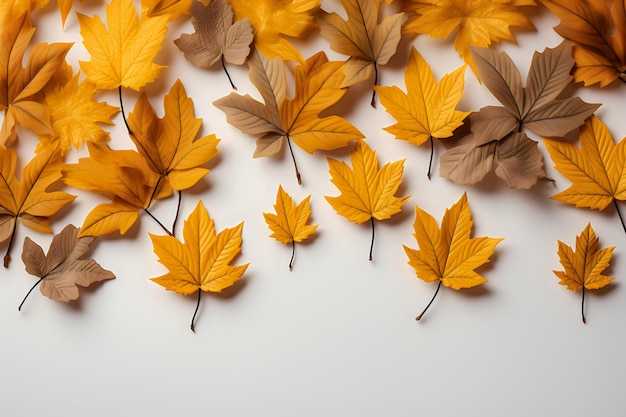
[541,0,626,87]
[150,200,249,332]
[404,192,502,320]
[325,139,410,261]
[0,12,72,146]
[440,42,600,189]
[174,0,253,89]
[0,148,76,268]
[127,79,220,192]
[403,0,536,74]
[214,50,363,184]
[553,223,614,323]
[38,62,119,154]
[263,185,318,270]
[18,224,115,310]
[142,0,192,21]
[319,0,403,106]
[63,143,172,238]
[375,46,470,177]
[228,0,319,62]
[544,115,626,233]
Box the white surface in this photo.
[2,2,625,416]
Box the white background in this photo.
[1,1,625,416]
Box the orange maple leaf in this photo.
[263,185,318,270]
[325,139,410,261]
[554,223,614,323]
[150,200,249,332]
[404,192,502,320]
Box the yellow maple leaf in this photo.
[404,192,502,320]
[228,0,319,62]
[150,200,249,332]
[319,0,403,106]
[0,0,47,29]
[376,46,470,177]
[142,0,192,21]
[38,63,119,153]
[403,0,536,73]
[554,223,614,323]
[77,0,168,91]
[263,185,318,270]
[0,148,76,268]
[0,12,72,146]
[325,139,410,261]
[214,50,363,184]
[127,79,220,191]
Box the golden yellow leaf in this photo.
[0,12,72,146]
[127,79,220,191]
[404,192,502,320]
[77,0,168,91]
[214,50,363,184]
[0,148,76,268]
[263,185,318,270]
[554,223,614,323]
[0,0,47,29]
[142,0,192,20]
[404,0,536,74]
[228,0,318,62]
[150,200,249,332]
[325,139,410,260]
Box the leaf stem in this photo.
[144,208,173,236]
[619,71,626,83]
[427,136,434,180]
[613,200,626,236]
[416,280,442,321]
[368,217,375,261]
[172,190,182,237]
[118,86,133,136]
[581,286,586,324]
[289,240,295,271]
[370,62,378,108]
[18,277,44,311]
[221,55,237,90]
[286,135,302,185]
[190,290,201,333]
[3,219,17,268]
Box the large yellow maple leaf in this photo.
[0,148,76,268]
[263,185,318,270]
[325,139,410,261]
[403,0,536,73]
[77,0,169,91]
[228,0,319,62]
[150,200,248,332]
[554,223,614,323]
[404,192,502,320]
[376,46,470,177]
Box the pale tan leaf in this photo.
[440,136,497,185]
[494,132,545,189]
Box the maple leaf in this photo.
[403,0,536,73]
[0,148,76,268]
[214,50,363,184]
[127,79,220,191]
[375,46,470,178]
[142,0,193,21]
[553,223,614,323]
[0,12,72,146]
[63,143,172,238]
[263,185,318,270]
[175,0,253,89]
[18,224,115,310]
[38,62,119,154]
[150,200,249,332]
[440,42,600,189]
[541,0,626,87]
[325,139,410,261]
[544,115,626,233]
[319,0,403,106]
[404,192,503,320]
[228,0,319,62]
[77,0,168,91]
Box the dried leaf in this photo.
[263,185,318,270]
[150,200,249,332]
[19,224,115,309]
[325,139,410,260]
[554,223,614,323]
[404,192,503,320]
